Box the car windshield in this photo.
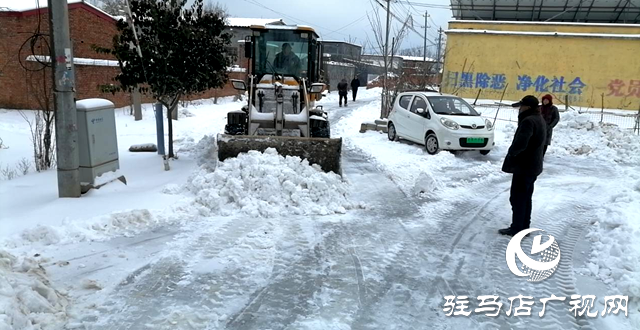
[254,30,309,78]
[427,96,479,116]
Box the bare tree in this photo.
[15,23,56,173]
[21,64,56,172]
[367,0,409,118]
[204,1,228,18]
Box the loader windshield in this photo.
[254,29,312,79]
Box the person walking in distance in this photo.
[337,78,349,107]
[350,76,361,101]
[499,95,547,237]
[540,94,560,157]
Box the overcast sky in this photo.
[210,0,453,55]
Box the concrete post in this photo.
[49,0,80,197]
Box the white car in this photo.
[387,92,495,155]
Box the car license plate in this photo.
[466,137,485,144]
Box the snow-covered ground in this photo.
[0,88,638,329]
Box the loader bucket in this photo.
[217,134,342,175]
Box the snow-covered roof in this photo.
[342,57,383,68]
[26,55,247,72]
[260,24,316,32]
[446,29,640,39]
[27,55,120,67]
[325,61,356,68]
[319,40,363,48]
[226,18,285,27]
[0,0,81,12]
[398,55,436,62]
[0,0,116,21]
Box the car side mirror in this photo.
[231,79,246,91]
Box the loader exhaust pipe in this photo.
[217,134,342,175]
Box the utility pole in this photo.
[423,10,428,90]
[49,0,81,197]
[381,0,392,118]
[436,27,443,73]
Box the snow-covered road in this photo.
[1,90,638,329]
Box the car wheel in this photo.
[480,150,491,155]
[425,133,439,155]
[388,122,399,141]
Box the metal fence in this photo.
[473,102,640,135]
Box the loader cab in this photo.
[248,25,322,84]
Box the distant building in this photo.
[320,40,362,63]
[361,55,404,71]
[360,55,440,88]
[398,55,437,71]
[319,41,362,91]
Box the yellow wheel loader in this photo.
[218,24,342,174]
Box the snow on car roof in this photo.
[399,91,449,97]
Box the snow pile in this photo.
[93,170,123,186]
[550,110,640,164]
[7,209,186,248]
[583,175,640,308]
[194,134,218,171]
[184,148,357,217]
[0,250,68,330]
[178,107,195,118]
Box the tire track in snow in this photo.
[86,216,273,329]
[332,151,479,329]
[477,187,599,330]
[224,218,333,330]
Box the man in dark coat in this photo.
[337,79,349,107]
[273,43,301,76]
[540,94,560,156]
[350,76,361,101]
[499,95,547,236]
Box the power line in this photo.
[379,0,437,46]
[401,1,451,9]
[243,0,350,38]
[323,13,369,38]
[429,15,440,30]
[401,0,425,16]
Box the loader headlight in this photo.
[440,117,459,130]
[485,119,493,131]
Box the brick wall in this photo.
[0,5,127,109]
[0,4,246,110]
